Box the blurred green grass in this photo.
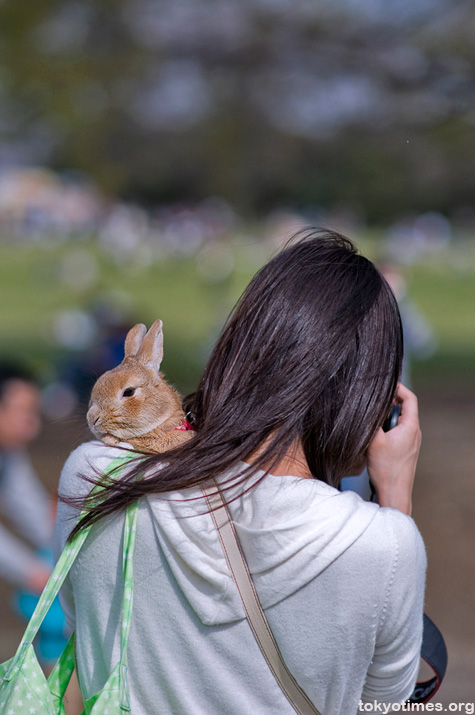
[406,256,475,384]
[0,234,474,394]
[0,237,264,393]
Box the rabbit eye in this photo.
[122,387,136,398]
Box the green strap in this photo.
[4,452,140,683]
[48,632,76,701]
[119,497,139,710]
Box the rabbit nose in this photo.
[87,406,100,425]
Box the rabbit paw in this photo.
[102,433,121,446]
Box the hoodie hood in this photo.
[145,461,380,627]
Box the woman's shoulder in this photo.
[58,440,129,498]
[365,505,426,573]
[328,488,426,571]
[375,506,424,546]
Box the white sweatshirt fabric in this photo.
[54,441,426,715]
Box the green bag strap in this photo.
[48,631,76,701]
[119,497,139,711]
[4,452,140,685]
[48,495,139,712]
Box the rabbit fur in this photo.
[87,319,194,453]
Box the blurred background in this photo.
[0,0,474,707]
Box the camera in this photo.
[382,404,401,432]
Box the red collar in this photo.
[174,419,195,431]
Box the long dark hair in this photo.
[67,229,403,539]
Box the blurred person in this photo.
[55,231,425,714]
[0,363,77,704]
[0,363,52,593]
[379,262,436,388]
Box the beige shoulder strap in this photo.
[202,482,322,715]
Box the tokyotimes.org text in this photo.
[358,702,474,714]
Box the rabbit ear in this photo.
[136,319,163,373]
[124,323,147,358]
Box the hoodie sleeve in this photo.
[361,509,427,706]
[53,440,123,629]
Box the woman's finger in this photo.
[395,382,419,425]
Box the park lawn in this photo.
[408,263,475,352]
[407,260,475,382]
[0,238,258,390]
[0,235,473,390]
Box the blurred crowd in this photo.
[2,166,475,264]
[0,167,238,260]
[0,165,449,419]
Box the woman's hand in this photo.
[366,383,422,515]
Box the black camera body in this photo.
[382,404,401,432]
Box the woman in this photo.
[0,364,52,593]
[54,230,425,714]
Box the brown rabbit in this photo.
[87,319,194,453]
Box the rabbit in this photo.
[87,319,194,454]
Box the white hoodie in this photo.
[54,441,426,715]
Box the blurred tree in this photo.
[1,0,475,219]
